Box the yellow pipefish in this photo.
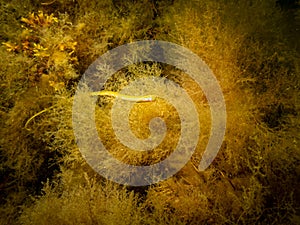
[25,91,156,130]
[90,90,157,102]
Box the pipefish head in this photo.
[138,95,157,102]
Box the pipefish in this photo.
[24,91,157,130]
[90,90,157,102]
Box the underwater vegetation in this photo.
[0,0,299,224]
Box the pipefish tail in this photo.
[24,106,55,130]
[90,91,157,102]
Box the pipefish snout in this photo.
[90,91,157,102]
